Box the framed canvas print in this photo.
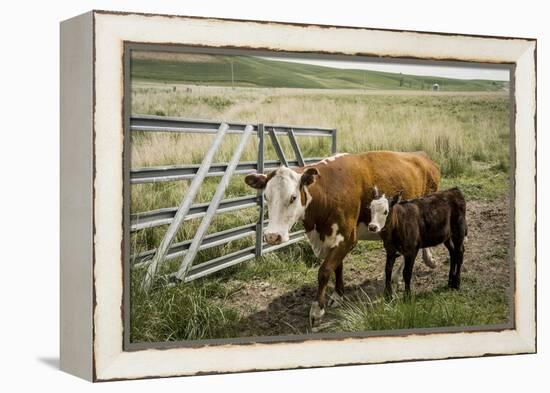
[60,10,537,381]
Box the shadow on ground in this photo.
[37,357,59,370]
[236,275,389,337]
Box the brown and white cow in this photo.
[368,187,467,296]
[244,151,440,325]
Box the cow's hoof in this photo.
[327,292,344,308]
[309,301,325,328]
[448,279,460,290]
[423,258,437,269]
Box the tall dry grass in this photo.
[132,88,509,175]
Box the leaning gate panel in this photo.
[129,115,337,289]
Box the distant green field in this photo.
[131,54,507,91]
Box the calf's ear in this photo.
[391,190,404,206]
[300,167,320,187]
[245,173,268,190]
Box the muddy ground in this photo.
[218,196,511,337]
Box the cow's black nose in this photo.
[264,233,282,244]
[368,224,378,232]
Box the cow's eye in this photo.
[290,195,297,204]
[384,210,388,215]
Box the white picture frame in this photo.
[60,10,536,381]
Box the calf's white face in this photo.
[368,195,389,233]
[369,188,403,233]
[245,166,318,245]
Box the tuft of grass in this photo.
[129,241,320,343]
[130,272,240,342]
[220,240,319,288]
[440,169,509,201]
[440,155,469,177]
[330,286,509,332]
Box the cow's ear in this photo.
[300,167,320,187]
[391,190,404,206]
[245,173,268,190]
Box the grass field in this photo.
[132,52,508,91]
[129,54,512,343]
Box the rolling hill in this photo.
[131,53,507,92]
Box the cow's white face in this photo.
[368,195,389,233]
[264,168,305,244]
[245,166,319,245]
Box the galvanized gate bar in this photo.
[131,195,258,231]
[268,127,288,167]
[131,161,259,183]
[186,246,257,281]
[130,115,337,286]
[132,223,258,267]
[141,123,229,291]
[133,218,274,267]
[287,128,305,167]
[132,115,257,134]
[255,124,265,258]
[131,115,335,137]
[173,124,254,281]
[131,158,326,184]
[185,229,306,282]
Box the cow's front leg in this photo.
[309,261,332,326]
[310,242,352,327]
[327,262,344,307]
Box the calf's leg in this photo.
[451,216,467,289]
[402,250,418,297]
[447,216,467,289]
[384,252,399,298]
[450,235,465,289]
[450,247,464,289]
[444,239,456,288]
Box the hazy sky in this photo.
[260,56,510,81]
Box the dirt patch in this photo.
[221,196,511,337]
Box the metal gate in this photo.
[129,115,337,290]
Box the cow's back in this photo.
[301,151,440,231]
[303,151,440,199]
[356,151,440,200]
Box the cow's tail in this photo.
[426,163,441,193]
[453,187,468,243]
[416,151,441,193]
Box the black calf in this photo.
[369,187,467,296]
